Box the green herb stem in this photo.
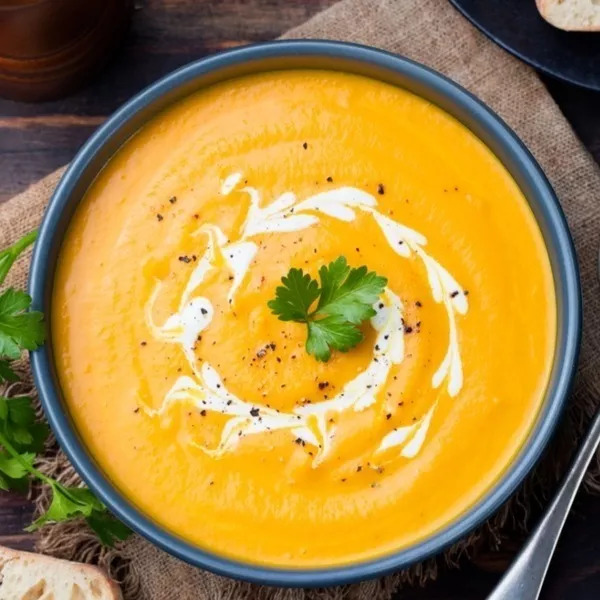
[0,229,38,286]
[9,230,38,258]
[0,428,50,485]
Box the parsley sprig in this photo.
[0,231,131,546]
[268,256,387,361]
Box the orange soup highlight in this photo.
[52,70,556,567]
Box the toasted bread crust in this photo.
[536,0,600,31]
[0,546,122,600]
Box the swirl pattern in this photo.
[144,173,469,466]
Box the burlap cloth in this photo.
[1,0,599,598]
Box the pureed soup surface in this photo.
[53,70,556,567]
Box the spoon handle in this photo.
[488,409,600,600]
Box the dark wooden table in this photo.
[0,1,599,598]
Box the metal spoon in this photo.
[488,252,600,600]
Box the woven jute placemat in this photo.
[1,0,599,598]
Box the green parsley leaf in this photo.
[0,231,131,547]
[267,268,320,322]
[27,483,96,530]
[268,256,387,362]
[11,423,49,453]
[316,257,387,324]
[315,256,352,308]
[86,511,133,547]
[0,469,30,494]
[0,396,49,453]
[0,359,18,383]
[27,482,131,547]
[0,448,35,493]
[7,395,36,426]
[0,450,35,480]
[307,317,364,362]
[0,230,40,375]
[0,289,45,359]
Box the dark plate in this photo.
[449,0,600,91]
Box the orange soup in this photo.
[52,70,556,566]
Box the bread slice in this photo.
[0,546,122,600]
[536,0,600,31]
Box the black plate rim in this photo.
[449,0,600,92]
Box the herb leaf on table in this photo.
[0,359,18,383]
[0,230,132,547]
[0,289,44,360]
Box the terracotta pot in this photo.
[0,0,133,102]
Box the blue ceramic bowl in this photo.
[29,40,581,587]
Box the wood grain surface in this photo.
[0,1,599,598]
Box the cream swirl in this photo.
[144,173,468,466]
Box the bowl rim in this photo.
[28,39,582,587]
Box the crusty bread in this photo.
[536,0,600,31]
[0,546,122,600]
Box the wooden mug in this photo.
[0,0,133,102]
